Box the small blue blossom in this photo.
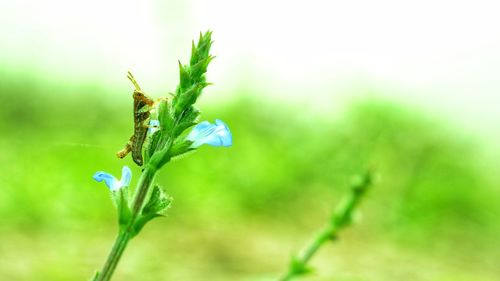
[148,119,160,134]
[93,166,132,191]
[186,119,232,148]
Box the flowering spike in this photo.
[90,31,231,281]
[186,119,232,148]
[93,166,132,191]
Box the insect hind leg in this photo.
[116,137,133,159]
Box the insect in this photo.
[116,71,155,166]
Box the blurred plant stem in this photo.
[95,165,158,281]
[279,171,373,281]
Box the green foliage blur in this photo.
[0,72,499,281]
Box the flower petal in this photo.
[148,119,160,134]
[186,119,232,148]
[93,171,120,191]
[215,119,232,147]
[120,166,132,187]
[149,119,160,127]
[186,121,213,141]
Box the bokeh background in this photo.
[1,1,499,280]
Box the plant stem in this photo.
[132,165,158,214]
[279,172,373,281]
[95,231,131,281]
[95,165,158,281]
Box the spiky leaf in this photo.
[132,186,173,235]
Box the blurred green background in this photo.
[1,1,500,280]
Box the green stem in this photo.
[279,172,373,281]
[95,164,158,281]
[95,231,131,281]
[132,165,158,214]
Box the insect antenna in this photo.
[127,71,142,91]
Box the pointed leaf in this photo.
[145,130,162,161]
[110,187,132,228]
[169,140,194,158]
[190,56,213,81]
[171,107,199,138]
[142,185,172,216]
[158,99,174,132]
[178,61,191,90]
[132,186,173,235]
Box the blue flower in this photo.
[93,166,132,191]
[186,119,232,148]
[148,119,160,134]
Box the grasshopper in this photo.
[116,72,156,166]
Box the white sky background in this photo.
[1,0,499,142]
